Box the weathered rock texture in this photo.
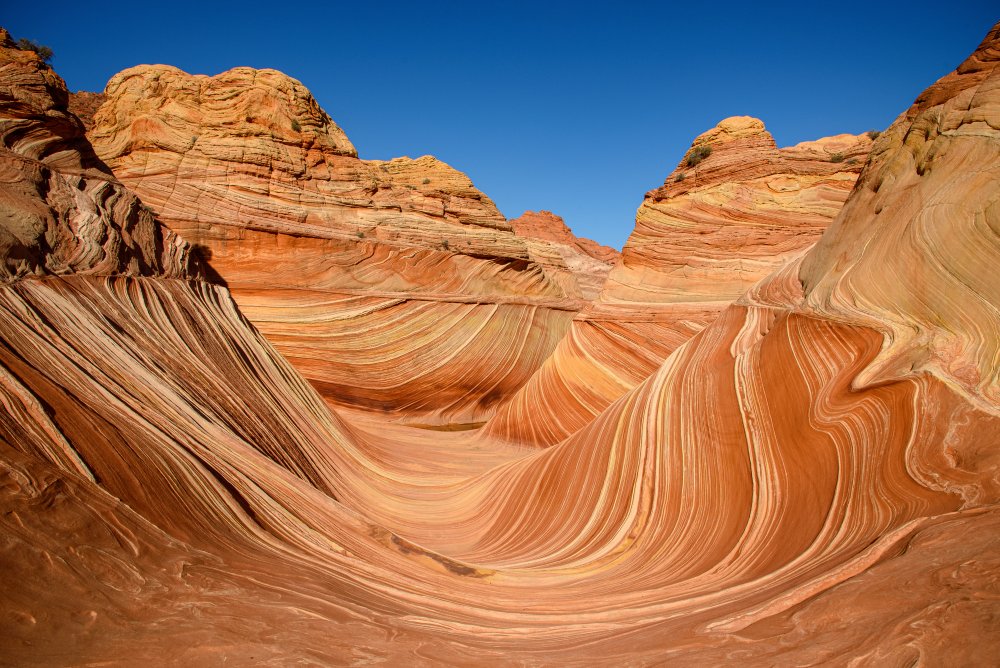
[67,91,105,132]
[2,21,1000,668]
[485,117,872,446]
[88,65,579,425]
[509,210,618,299]
[0,30,196,283]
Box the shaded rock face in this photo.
[89,64,576,425]
[66,91,105,131]
[1,21,1000,668]
[508,210,619,300]
[485,118,872,447]
[0,29,196,283]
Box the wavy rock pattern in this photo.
[88,65,581,424]
[0,31,196,283]
[486,118,871,446]
[2,21,1000,667]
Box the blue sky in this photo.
[5,2,996,248]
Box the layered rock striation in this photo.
[2,21,999,667]
[86,64,586,425]
[485,117,873,446]
[509,210,619,300]
[0,30,195,283]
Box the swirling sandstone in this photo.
[88,65,581,425]
[2,21,999,667]
[486,117,872,446]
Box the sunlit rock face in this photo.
[485,117,872,447]
[508,210,619,300]
[2,21,1000,667]
[87,65,580,425]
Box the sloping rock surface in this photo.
[486,117,872,446]
[89,64,579,425]
[1,22,999,667]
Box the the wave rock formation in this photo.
[1,23,999,667]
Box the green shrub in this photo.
[356,231,365,238]
[829,152,845,163]
[16,38,53,63]
[441,239,450,250]
[422,178,431,185]
[685,145,712,167]
[866,129,881,140]
[675,172,685,182]
[290,119,301,132]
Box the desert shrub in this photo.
[829,152,845,163]
[356,231,365,238]
[441,239,450,250]
[422,178,431,185]
[290,119,301,132]
[685,145,712,167]
[16,38,53,63]
[675,172,686,182]
[867,129,881,140]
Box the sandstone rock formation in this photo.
[2,21,1000,667]
[88,65,579,425]
[0,30,195,283]
[485,117,872,446]
[67,91,104,131]
[509,209,619,264]
[509,210,618,299]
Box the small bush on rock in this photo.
[16,38,53,63]
[685,145,712,167]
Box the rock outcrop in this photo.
[67,91,105,131]
[606,116,872,305]
[509,210,619,263]
[88,65,578,425]
[0,29,195,283]
[2,20,999,667]
[485,118,873,446]
[509,210,618,299]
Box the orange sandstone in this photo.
[1,21,999,667]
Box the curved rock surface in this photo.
[88,64,577,425]
[0,30,196,283]
[486,118,872,446]
[2,21,1000,667]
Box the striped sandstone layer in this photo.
[2,21,1000,667]
[509,210,619,299]
[87,65,581,425]
[485,118,872,446]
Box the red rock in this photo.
[67,91,105,132]
[508,210,619,300]
[88,64,580,425]
[486,118,872,447]
[0,20,998,667]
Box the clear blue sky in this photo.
[5,2,996,248]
